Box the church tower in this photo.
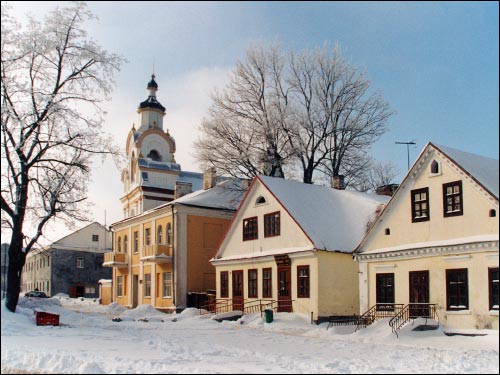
[120,75,202,218]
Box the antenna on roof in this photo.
[395,141,416,170]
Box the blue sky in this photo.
[5,1,499,243]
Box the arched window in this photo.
[431,160,439,174]
[123,235,128,252]
[256,196,266,205]
[166,223,172,245]
[157,225,163,244]
[490,209,497,217]
[147,149,161,162]
[117,237,122,252]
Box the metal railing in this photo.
[389,303,439,338]
[242,299,276,316]
[200,299,232,315]
[355,303,404,332]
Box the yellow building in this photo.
[211,176,389,323]
[354,142,499,330]
[104,177,245,311]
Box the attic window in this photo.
[385,228,391,235]
[430,160,440,175]
[490,209,497,217]
[256,196,267,205]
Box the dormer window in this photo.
[256,196,267,205]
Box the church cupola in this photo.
[137,74,166,132]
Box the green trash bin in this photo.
[264,309,274,323]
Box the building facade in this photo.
[354,142,499,329]
[21,222,112,298]
[211,176,389,323]
[105,177,246,311]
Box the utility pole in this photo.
[395,141,416,170]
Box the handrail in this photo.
[389,303,439,338]
[355,303,404,332]
[199,299,232,315]
[242,299,275,316]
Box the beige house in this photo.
[354,142,499,330]
[211,175,389,323]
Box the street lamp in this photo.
[395,141,416,170]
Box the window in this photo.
[490,209,497,217]
[92,234,99,242]
[141,171,149,181]
[157,226,163,244]
[243,217,258,241]
[123,235,128,252]
[489,268,499,311]
[147,149,161,161]
[117,276,123,297]
[264,211,280,238]
[376,273,395,308]
[220,271,229,298]
[411,187,430,222]
[385,228,391,235]
[76,257,84,269]
[262,268,272,298]
[256,196,266,205]
[144,274,151,297]
[430,160,440,174]
[443,181,463,217]
[248,269,258,298]
[145,228,151,246]
[446,269,468,310]
[297,265,310,298]
[166,223,172,245]
[163,272,172,298]
[117,237,122,252]
[133,232,139,253]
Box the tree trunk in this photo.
[5,233,26,313]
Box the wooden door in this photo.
[409,271,429,318]
[132,275,138,308]
[278,266,292,312]
[232,270,244,311]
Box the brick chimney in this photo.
[331,175,345,190]
[203,167,217,190]
[174,181,192,199]
[375,184,399,197]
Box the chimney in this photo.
[203,167,217,190]
[331,175,345,190]
[375,184,399,197]
[174,181,192,199]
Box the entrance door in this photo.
[409,271,429,318]
[132,275,139,308]
[278,266,292,312]
[232,270,244,311]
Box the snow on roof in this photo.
[433,143,499,198]
[258,176,390,252]
[174,178,246,211]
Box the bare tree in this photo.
[1,2,124,312]
[346,158,399,192]
[195,43,393,184]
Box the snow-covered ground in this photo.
[1,295,498,374]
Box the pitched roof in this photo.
[174,178,246,211]
[432,142,499,198]
[258,176,389,252]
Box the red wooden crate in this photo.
[34,310,59,326]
